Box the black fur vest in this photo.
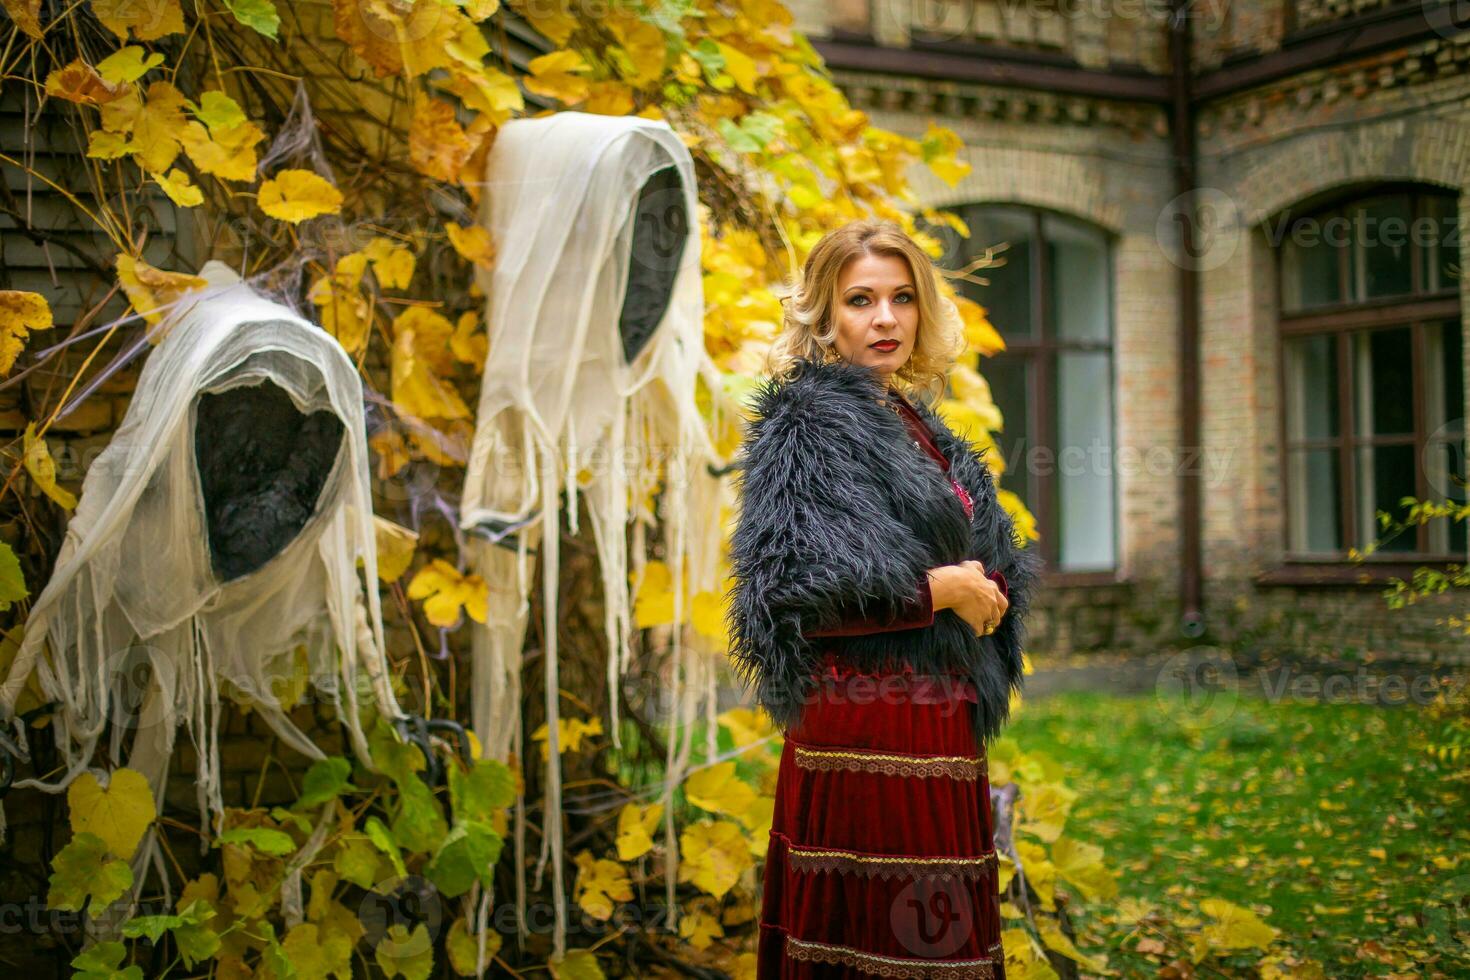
[724,355,1042,743]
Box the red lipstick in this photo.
[870,340,899,352]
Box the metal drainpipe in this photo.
[1169,0,1206,639]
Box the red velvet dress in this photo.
[757,391,1009,979]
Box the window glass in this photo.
[956,206,1035,339]
[1353,196,1414,300]
[1352,327,1414,438]
[1287,448,1342,553]
[1046,214,1109,343]
[1281,210,1344,311]
[1284,334,1338,441]
[1057,351,1114,570]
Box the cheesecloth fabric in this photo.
[459,112,729,953]
[0,262,404,865]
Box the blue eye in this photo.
[849,295,869,306]
[895,292,914,303]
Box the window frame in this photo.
[941,203,1121,580]
[1273,184,1465,566]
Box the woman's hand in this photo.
[926,560,1009,637]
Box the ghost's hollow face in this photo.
[617,165,686,364]
[194,379,344,582]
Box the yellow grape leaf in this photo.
[461,0,498,19]
[608,16,664,85]
[615,801,663,861]
[717,707,775,752]
[449,311,486,367]
[439,64,522,124]
[1199,897,1279,951]
[511,0,575,45]
[954,295,1004,357]
[69,768,156,859]
[180,119,264,182]
[1050,835,1117,902]
[93,0,184,40]
[105,81,187,172]
[44,60,126,105]
[1002,927,1061,980]
[391,306,471,420]
[24,423,76,510]
[258,169,342,223]
[921,123,971,186]
[1016,782,1077,843]
[408,95,474,184]
[115,253,207,331]
[445,222,495,269]
[738,795,773,847]
[678,909,724,951]
[690,585,729,644]
[309,252,371,355]
[715,43,758,95]
[445,917,501,976]
[1014,838,1056,910]
[530,716,602,761]
[632,559,680,628]
[362,237,416,290]
[407,559,488,626]
[677,819,751,899]
[369,426,411,479]
[0,290,52,375]
[572,849,632,920]
[548,949,604,980]
[150,168,202,207]
[525,50,591,105]
[373,923,433,980]
[730,952,757,980]
[1037,918,1109,973]
[685,761,757,818]
[3,0,42,39]
[373,514,418,583]
[96,45,164,84]
[584,81,634,117]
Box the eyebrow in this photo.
[843,283,915,293]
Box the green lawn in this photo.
[1007,689,1469,977]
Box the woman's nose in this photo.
[873,301,898,328]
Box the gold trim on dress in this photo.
[793,744,984,781]
[787,843,998,881]
[785,935,998,979]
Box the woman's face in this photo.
[830,251,919,386]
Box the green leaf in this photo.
[391,776,448,854]
[0,542,26,610]
[71,941,144,980]
[121,911,183,942]
[48,833,133,916]
[424,820,502,898]
[283,922,353,980]
[364,816,408,878]
[172,898,223,967]
[216,826,296,856]
[221,0,280,39]
[448,758,515,823]
[192,91,247,132]
[294,756,357,810]
[375,923,434,980]
[369,718,428,785]
[550,948,605,980]
[333,833,385,888]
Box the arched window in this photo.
[937,205,1118,575]
[1274,185,1464,559]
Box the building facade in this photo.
[788,0,1470,663]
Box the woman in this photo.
[726,220,1040,978]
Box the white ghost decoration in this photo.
[459,112,729,952]
[0,262,405,886]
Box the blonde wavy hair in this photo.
[766,219,966,403]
